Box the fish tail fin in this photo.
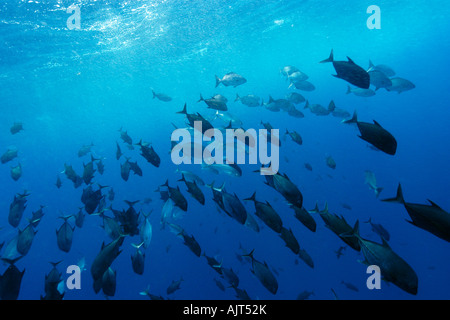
[198,94,204,102]
[152,89,156,99]
[235,94,240,102]
[346,85,352,95]
[381,184,405,204]
[241,249,255,260]
[342,110,358,124]
[363,217,372,224]
[243,192,256,202]
[375,187,384,198]
[176,103,188,115]
[328,100,336,112]
[368,60,375,70]
[268,95,274,104]
[321,202,329,214]
[320,49,334,63]
[304,100,310,109]
[177,174,186,183]
[215,75,221,88]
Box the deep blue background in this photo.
[0,0,449,300]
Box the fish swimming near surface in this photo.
[215,72,247,88]
[342,111,397,155]
[382,184,450,242]
[320,49,370,89]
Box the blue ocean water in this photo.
[0,0,449,300]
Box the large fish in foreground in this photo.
[343,111,397,155]
[321,49,370,89]
[344,222,418,295]
[382,184,450,242]
[215,72,247,88]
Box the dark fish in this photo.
[304,100,331,116]
[81,185,106,215]
[309,203,360,251]
[346,222,418,295]
[120,160,131,181]
[136,141,160,168]
[382,184,450,242]
[161,180,188,212]
[102,267,117,297]
[304,163,313,171]
[242,250,278,295]
[74,207,85,228]
[221,191,248,225]
[364,218,390,241]
[244,192,283,233]
[285,129,302,146]
[167,277,183,295]
[10,122,23,135]
[179,231,202,257]
[287,107,305,118]
[203,254,222,274]
[297,290,314,300]
[56,216,75,253]
[176,104,214,135]
[291,205,316,232]
[16,223,37,256]
[55,175,62,189]
[198,94,227,111]
[342,111,397,155]
[82,156,96,185]
[369,70,392,91]
[91,236,125,283]
[215,72,246,88]
[112,201,140,236]
[178,174,205,205]
[298,248,314,269]
[8,191,30,228]
[232,286,252,300]
[0,257,25,300]
[279,227,300,254]
[386,77,415,94]
[335,246,346,259]
[326,155,336,169]
[152,89,172,102]
[265,96,294,112]
[221,267,239,288]
[29,205,45,228]
[320,49,370,89]
[1,148,18,164]
[288,80,316,91]
[131,243,145,275]
[108,188,115,201]
[267,172,303,208]
[63,164,83,188]
[118,128,133,145]
[78,143,94,158]
[214,278,226,291]
[116,142,123,160]
[42,261,64,300]
[129,160,143,177]
[10,163,22,181]
[96,158,105,175]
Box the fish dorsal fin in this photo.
[427,200,444,211]
[347,57,356,64]
[381,236,390,248]
[373,120,383,128]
